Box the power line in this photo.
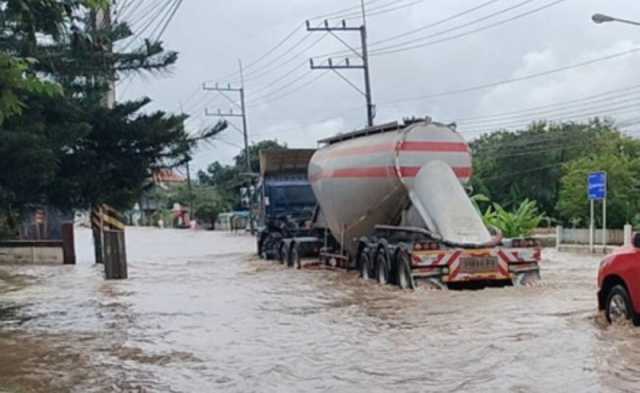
[455,83,640,122]
[216,23,307,82]
[152,0,183,42]
[340,0,426,21]
[236,33,326,84]
[247,71,330,107]
[369,0,503,46]
[459,91,640,127]
[370,0,569,56]
[310,0,535,61]
[462,104,640,136]
[381,45,640,105]
[309,0,389,21]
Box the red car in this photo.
[597,235,640,325]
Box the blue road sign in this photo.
[588,171,607,200]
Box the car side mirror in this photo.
[633,232,640,248]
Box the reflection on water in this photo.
[0,227,639,392]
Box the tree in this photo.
[470,119,621,218]
[0,1,226,238]
[234,139,288,173]
[557,153,640,228]
[198,139,288,209]
[155,184,229,229]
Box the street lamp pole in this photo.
[592,13,640,27]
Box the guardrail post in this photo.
[101,204,128,280]
[103,230,128,279]
[555,225,562,251]
[61,223,76,265]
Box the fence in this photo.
[555,225,633,253]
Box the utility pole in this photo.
[306,1,375,127]
[203,61,255,233]
[180,103,195,223]
[185,159,194,224]
[94,2,116,108]
[203,66,250,172]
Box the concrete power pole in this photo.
[203,62,250,171]
[306,1,375,127]
[203,62,256,233]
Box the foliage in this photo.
[151,184,230,228]
[198,139,287,209]
[470,194,490,214]
[0,53,61,124]
[0,0,225,236]
[470,119,622,218]
[483,199,545,238]
[557,153,640,228]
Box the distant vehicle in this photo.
[598,234,640,325]
[215,211,250,232]
[255,149,319,261]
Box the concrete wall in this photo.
[559,228,625,245]
[0,241,65,265]
[555,225,633,254]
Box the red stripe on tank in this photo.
[314,141,469,161]
[399,141,469,153]
[309,166,472,182]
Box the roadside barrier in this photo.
[91,204,128,279]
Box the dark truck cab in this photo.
[256,149,317,262]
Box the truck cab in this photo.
[255,149,317,260]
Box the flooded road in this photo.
[1,227,640,392]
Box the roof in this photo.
[152,169,186,184]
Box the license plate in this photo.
[460,256,498,273]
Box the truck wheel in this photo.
[291,243,302,269]
[359,248,372,280]
[606,285,637,325]
[395,249,415,290]
[375,249,390,285]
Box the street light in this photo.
[592,13,640,26]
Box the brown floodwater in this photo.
[1,227,640,392]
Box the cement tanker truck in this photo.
[265,118,541,289]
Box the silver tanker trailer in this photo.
[270,118,542,289]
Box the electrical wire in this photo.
[370,0,569,56]
[247,71,329,107]
[381,45,640,105]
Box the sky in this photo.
[115,0,640,174]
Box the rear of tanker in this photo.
[275,118,542,289]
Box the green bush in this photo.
[483,199,544,238]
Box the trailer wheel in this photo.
[375,248,390,285]
[359,248,372,280]
[291,243,302,270]
[395,249,415,290]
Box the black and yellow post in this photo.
[91,206,104,264]
[92,204,128,279]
